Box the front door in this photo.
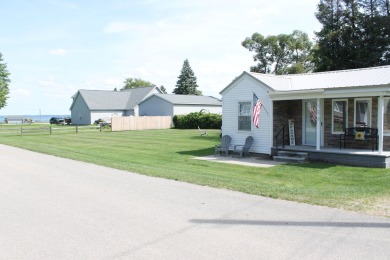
[303,100,323,146]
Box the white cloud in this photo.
[12,89,31,96]
[49,48,66,56]
[104,22,144,33]
[103,78,122,87]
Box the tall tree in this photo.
[173,59,202,95]
[0,52,10,109]
[242,30,313,74]
[313,0,390,71]
[121,78,153,90]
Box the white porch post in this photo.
[378,96,384,154]
[270,100,274,150]
[316,98,321,151]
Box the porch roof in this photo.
[250,65,390,92]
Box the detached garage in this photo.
[138,94,222,116]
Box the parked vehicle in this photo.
[64,117,71,125]
[49,117,65,124]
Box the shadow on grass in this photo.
[280,162,337,169]
[177,148,214,157]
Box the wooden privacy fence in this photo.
[111,116,172,131]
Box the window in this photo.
[238,101,251,131]
[384,98,390,133]
[354,98,371,127]
[332,99,347,133]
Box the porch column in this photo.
[269,100,274,149]
[378,96,384,154]
[316,98,321,151]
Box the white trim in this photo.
[331,99,348,134]
[269,101,274,150]
[302,99,324,146]
[354,98,372,127]
[237,100,251,132]
[383,98,390,135]
[316,98,321,151]
[270,89,390,101]
[378,96,384,154]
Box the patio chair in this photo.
[215,135,232,156]
[198,126,208,136]
[232,136,254,158]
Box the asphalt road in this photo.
[1,144,389,259]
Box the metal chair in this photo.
[215,135,232,156]
[232,136,254,158]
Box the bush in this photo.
[173,112,222,129]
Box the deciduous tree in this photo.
[242,30,313,74]
[0,52,10,109]
[121,78,153,90]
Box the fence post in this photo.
[50,127,52,135]
[100,124,102,132]
[20,127,22,136]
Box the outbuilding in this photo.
[138,94,222,116]
[70,86,161,125]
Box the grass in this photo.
[0,127,389,217]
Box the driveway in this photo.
[0,144,389,259]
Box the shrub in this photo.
[173,112,222,129]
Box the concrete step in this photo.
[273,155,307,164]
[277,151,308,159]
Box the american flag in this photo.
[253,93,263,128]
[307,102,317,126]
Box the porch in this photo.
[271,145,390,168]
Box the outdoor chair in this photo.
[215,135,232,156]
[198,126,208,136]
[232,136,254,158]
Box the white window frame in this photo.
[332,99,348,134]
[238,101,251,131]
[383,98,390,135]
[354,98,372,127]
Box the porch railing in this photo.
[275,125,286,149]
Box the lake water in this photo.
[0,115,70,123]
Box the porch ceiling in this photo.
[269,86,390,101]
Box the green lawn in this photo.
[0,127,389,217]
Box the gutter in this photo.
[268,89,325,97]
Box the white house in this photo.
[70,86,161,125]
[220,65,390,167]
[138,94,222,116]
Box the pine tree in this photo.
[0,52,10,109]
[173,59,202,95]
[313,0,390,71]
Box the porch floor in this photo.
[271,145,390,168]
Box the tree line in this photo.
[242,0,390,74]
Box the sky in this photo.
[0,0,321,115]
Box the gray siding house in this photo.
[220,65,390,167]
[70,86,161,125]
[138,94,222,116]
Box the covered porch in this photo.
[270,91,390,168]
